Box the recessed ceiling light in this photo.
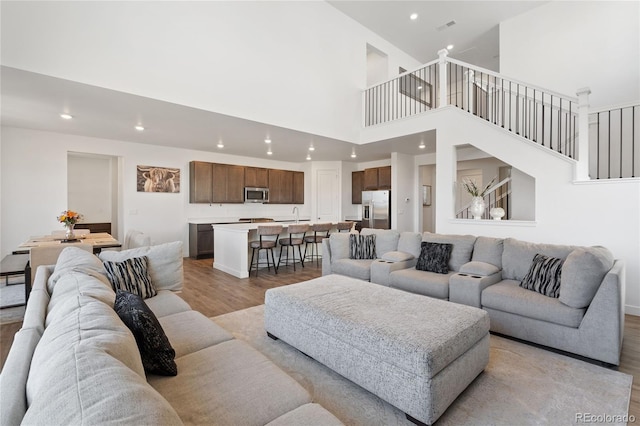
[217,141,224,148]
[264,138,271,144]
[447,44,454,50]
[410,13,418,20]
[60,113,73,120]
[419,141,426,149]
[135,125,145,131]
[306,154,311,160]
[350,148,357,158]
[267,148,273,155]
[309,143,315,151]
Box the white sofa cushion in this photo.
[361,228,400,258]
[381,251,415,262]
[502,238,575,281]
[559,246,614,308]
[329,233,351,261]
[47,246,110,293]
[99,241,183,292]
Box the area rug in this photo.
[0,283,25,309]
[212,305,632,426]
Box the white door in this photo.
[316,169,339,221]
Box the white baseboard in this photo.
[625,304,640,316]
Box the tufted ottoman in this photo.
[264,274,490,426]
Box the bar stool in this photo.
[304,223,332,266]
[249,225,283,277]
[336,221,354,232]
[277,223,309,271]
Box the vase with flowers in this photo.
[462,177,495,220]
[57,210,82,240]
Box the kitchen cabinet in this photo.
[189,161,213,203]
[189,223,214,259]
[268,169,294,204]
[293,171,304,204]
[378,166,391,189]
[352,171,364,204]
[244,167,269,188]
[212,163,244,203]
[364,168,379,190]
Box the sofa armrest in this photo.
[370,258,417,286]
[449,271,502,308]
[459,261,501,277]
[321,239,332,276]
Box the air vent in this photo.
[436,20,457,31]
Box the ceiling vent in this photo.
[436,20,457,31]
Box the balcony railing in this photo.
[364,60,439,126]
[589,104,639,179]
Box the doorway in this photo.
[67,152,120,237]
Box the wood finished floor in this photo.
[1,257,638,419]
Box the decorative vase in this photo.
[65,223,76,240]
[469,196,485,220]
[490,207,505,221]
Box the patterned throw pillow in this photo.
[114,290,177,376]
[349,234,376,260]
[415,242,453,274]
[103,256,157,299]
[520,253,564,298]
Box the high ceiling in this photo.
[0,1,546,163]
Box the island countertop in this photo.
[212,220,349,278]
[188,216,312,225]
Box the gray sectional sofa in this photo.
[322,229,625,365]
[0,244,342,425]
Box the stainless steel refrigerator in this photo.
[361,190,391,229]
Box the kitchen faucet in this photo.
[292,206,299,223]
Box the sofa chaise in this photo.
[0,243,343,425]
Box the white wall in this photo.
[0,127,312,257]
[1,1,421,143]
[67,153,114,223]
[391,152,415,231]
[500,1,640,108]
[510,167,535,221]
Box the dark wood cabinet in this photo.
[189,223,214,259]
[293,171,304,204]
[378,166,391,189]
[190,161,213,203]
[364,168,379,190]
[212,163,244,203]
[268,169,294,204]
[352,171,364,204]
[190,161,303,204]
[244,167,269,188]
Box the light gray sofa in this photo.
[0,244,342,425]
[324,229,625,366]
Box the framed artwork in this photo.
[422,185,432,206]
[399,74,432,107]
[137,165,181,193]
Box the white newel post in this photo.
[576,87,591,181]
[438,49,448,108]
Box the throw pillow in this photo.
[520,253,563,298]
[114,290,177,376]
[349,234,376,260]
[103,256,157,299]
[415,242,453,274]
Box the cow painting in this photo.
[137,166,181,193]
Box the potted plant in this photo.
[462,178,495,219]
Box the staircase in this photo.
[364,51,639,180]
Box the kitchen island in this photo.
[212,220,341,278]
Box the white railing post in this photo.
[438,49,448,108]
[576,87,591,180]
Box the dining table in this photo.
[14,232,122,254]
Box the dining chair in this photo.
[123,230,151,250]
[304,223,332,266]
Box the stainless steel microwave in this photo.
[244,187,269,203]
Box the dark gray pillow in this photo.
[349,234,376,260]
[114,290,177,376]
[104,256,157,299]
[415,242,453,274]
[520,253,563,298]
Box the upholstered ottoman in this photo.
[264,274,490,425]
